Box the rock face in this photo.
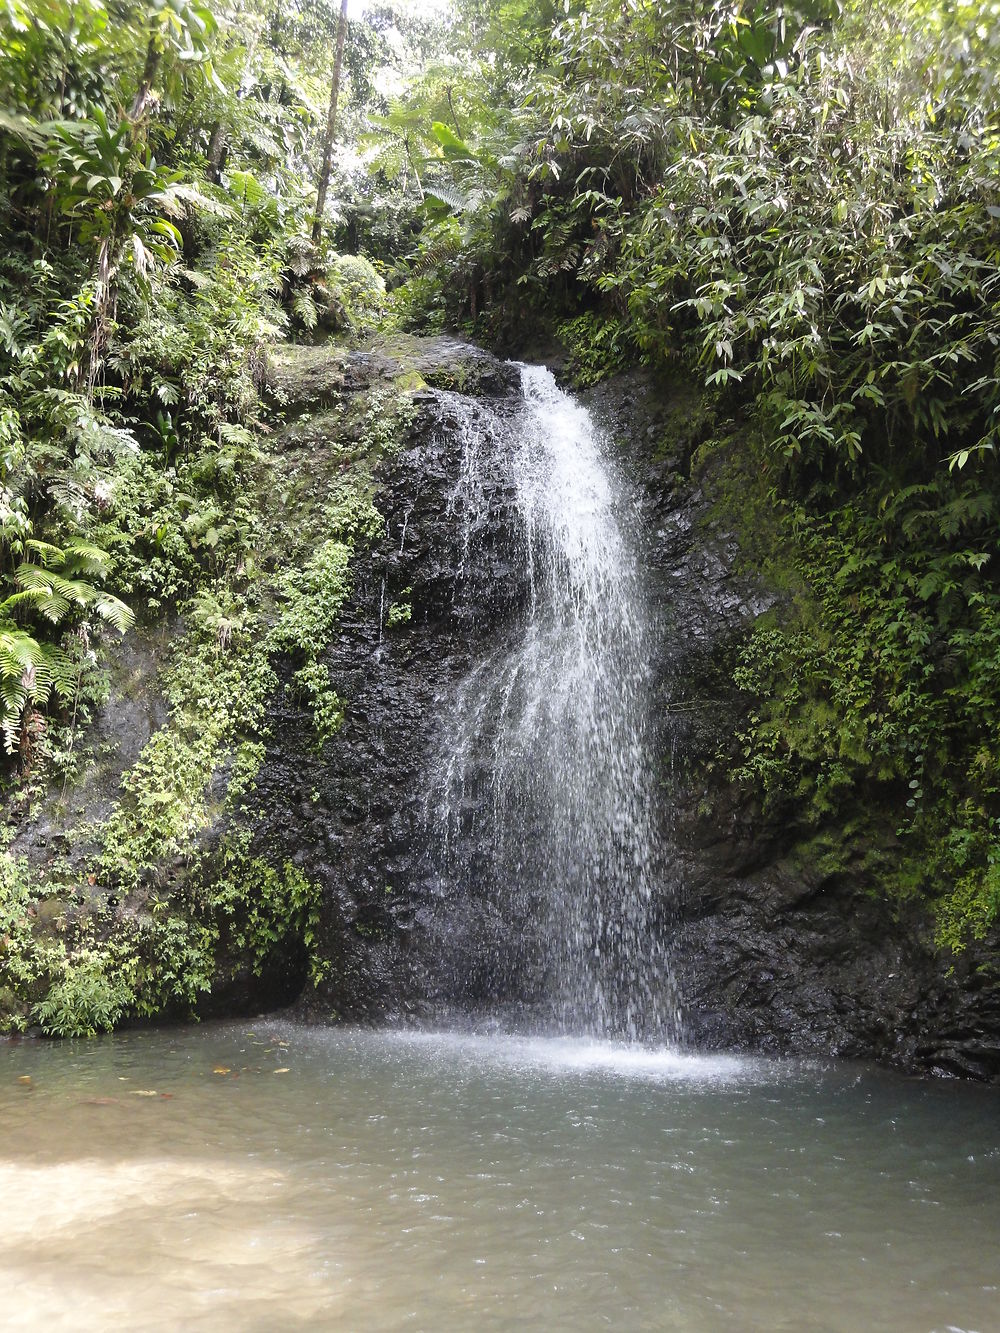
[582,370,1000,1082]
[267,347,1000,1081]
[12,333,997,1076]
[258,345,532,1023]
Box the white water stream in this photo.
[430,365,676,1038]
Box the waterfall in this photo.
[428,364,679,1042]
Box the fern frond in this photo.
[286,234,320,278]
[407,224,462,276]
[179,267,213,290]
[0,109,44,147]
[37,641,76,693]
[13,564,133,631]
[46,478,90,520]
[59,539,113,577]
[0,672,26,715]
[22,539,64,567]
[163,183,235,218]
[0,588,57,618]
[423,181,472,212]
[217,422,256,447]
[226,171,272,211]
[240,122,283,159]
[90,591,134,632]
[292,289,318,330]
[0,630,42,674]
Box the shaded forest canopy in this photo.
[1,0,999,1033]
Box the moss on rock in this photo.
[0,336,425,1037]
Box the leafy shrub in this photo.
[334,254,386,311]
[33,954,133,1038]
[556,314,632,388]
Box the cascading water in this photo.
[428,364,679,1042]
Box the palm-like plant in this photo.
[0,538,133,755]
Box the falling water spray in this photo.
[430,365,680,1042]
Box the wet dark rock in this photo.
[249,364,531,1024]
[584,369,1000,1083]
[12,336,998,1078]
[215,348,1000,1077]
[11,621,173,878]
[252,349,1000,1080]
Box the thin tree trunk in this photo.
[403,133,424,201]
[206,121,228,182]
[130,36,161,121]
[312,0,349,245]
[446,85,463,138]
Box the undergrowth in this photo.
[0,359,413,1036]
[712,442,1000,951]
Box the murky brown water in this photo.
[1,1021,998,1331]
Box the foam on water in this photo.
[368,1027,765,1085]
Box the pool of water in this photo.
[1,1021,997,1331]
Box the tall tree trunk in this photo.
[312,0,349,245]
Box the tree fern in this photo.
[0,628,77,754]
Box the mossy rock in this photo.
[267,343,350,412]
[366,333,520,397]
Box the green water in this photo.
[1,1021,997,1331]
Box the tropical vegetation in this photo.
[1,0,998,1033]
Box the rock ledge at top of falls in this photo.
[267,334,521,415]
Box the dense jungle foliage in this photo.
[380,0,1000,954]
[0,0,998,1032]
